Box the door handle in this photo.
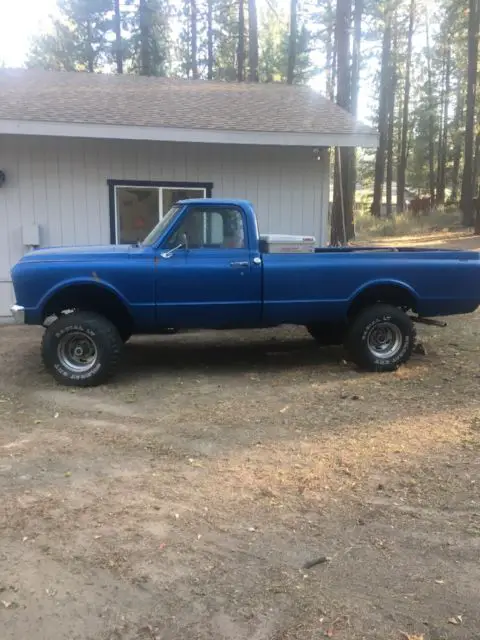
[230,261,249,268]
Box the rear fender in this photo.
[348,279,419,317]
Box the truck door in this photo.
[154,204,262,328]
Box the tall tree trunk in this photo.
[385,81,396,216]
[207,0,214,80]
[346,0,363,238]
[451,84,464,202]
[436,54,445,200]
[396,75,403,177]
[425,10,435,203]
[372,3,392,218]
[114,0,123,73]
[460,0,479,226]
[397,0,414,213]
[386,13,397,217]
[287,0,297,84]
[139,0,150,76]
[332,43,337,101]
[237,0,245,81]
[436,45,450,204]
[331,0,352,245]
[474,132,480,193]
[350,0,362,119]
[325,23,333,98]
[325,0,335,100]
[248,0,259,81]
[191,0,198,78]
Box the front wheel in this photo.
[41,311,123,386]
[345,304,415,372]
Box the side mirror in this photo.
[160,232,189,259]
[160,241,184,259]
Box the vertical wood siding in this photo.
[0,135,329,315]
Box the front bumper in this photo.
[10,304,25,324]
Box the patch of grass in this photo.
[354,207,464,240]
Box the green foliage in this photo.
[258,0,311,83]
[214,0,240,81]
[27,0,112,72]
[130,0,171,76]
[258,1,288,82]
[24,0,480,225]
[176,0,194,77]
[27,0,171,75]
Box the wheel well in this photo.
[42,285,134,335]
[348,284,417,319]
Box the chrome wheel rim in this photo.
[366,322,402,359]
[57,332,98,373]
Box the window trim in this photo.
[107,179,213,244]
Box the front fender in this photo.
[33,277,131,323]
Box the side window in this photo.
[166,207,246,249]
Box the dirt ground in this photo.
[2,236,480,640]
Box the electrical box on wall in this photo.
[22,223,40,248]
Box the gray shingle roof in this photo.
[0,69,375,137]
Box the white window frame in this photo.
[110,181,211,244]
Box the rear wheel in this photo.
[41,311,123,386]
[345,304,415,372]
[307,322,346,346]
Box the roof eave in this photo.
[0,119,379,148]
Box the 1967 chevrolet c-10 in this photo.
[10,198,480,386]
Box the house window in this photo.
[108,181,213,244]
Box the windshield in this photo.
[142,205,182,247]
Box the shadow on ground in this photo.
[1,320,480,640]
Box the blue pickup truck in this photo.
[10,198,480,386]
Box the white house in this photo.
[0,70,377,316]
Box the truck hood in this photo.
[18,244,133,263]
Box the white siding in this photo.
[0,135,330,316]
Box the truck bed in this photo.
[261,246,480,325]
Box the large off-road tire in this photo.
[307,322,346,346]
[41,311,123,387]
[345,304,415,372]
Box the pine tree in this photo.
[113,0,123,73]
[248,0,259,81]
[436,42,451,203]
[27,0,112,72]
[450,85,464,202]
[330,0,352,245]
[191,0,199,78]
[396,0,414,212]
[206,0,214,79]
[258,1,289,82]
[386,11,398,216]
[371,1,393,218]
[215,0,240,81]
[237,0,246,81]
[425,8,436,202]
[460,0,479,226]
[135,0,170,76]
[286,0,298,84]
